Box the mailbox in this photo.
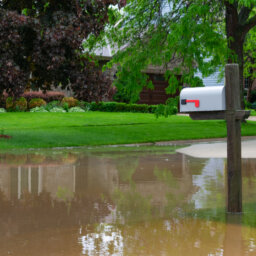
[180,86,226,112]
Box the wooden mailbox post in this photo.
[180,64,250,213]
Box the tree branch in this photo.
[238,6,251,25]
[242,14,256,35]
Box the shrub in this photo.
[30,107,48,112]
[61,97,79,108]
[0,108,6,113]
[89,101,157,113]
[49,107,66,113]
[249,90,256,103]
[15,97,27,111]
[251,102,256,109]
[0,92,7,108]
[22,91,65,103]
[6,97,27,111]
[69,107,85,113]
[155,98,178,118]
[244,99,252,109]
[29,98,47,109]
[6,97,14,110]
[45,101,61,111]
[79,101,91,111]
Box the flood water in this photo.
[1,145,256,255]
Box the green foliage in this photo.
[244,99,252,109]
[113,187,152,223]
[0,108,6,113]
[30,106,48,112]
[6,97,27,112]
[14,97,28,112]
[87,0,228,100]
[68,107,86,113]
[244,25,256,80]
[79,101,91,111]
[44,101,61,111]
[29,98,46,109]
[49,107,66,113]
[87,0,256,107]
[89,101,157,113]
[155,98,178,118]
[249,90,256,103]
[251,102,256,109]
[61,97,79,108]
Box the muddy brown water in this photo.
[0,146,256,255]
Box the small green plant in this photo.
[30,106,48,112]
[0,108,6,113]
[49,107,66,112]
[155,97,178,118]
[69,107,86,112]
[62,102,69,112]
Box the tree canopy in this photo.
[88,0,256,104]
[0,0,121,101]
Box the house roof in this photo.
[94,44,183,74]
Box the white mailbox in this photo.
[180,86,226,112]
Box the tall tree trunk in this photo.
[225,3,245,109]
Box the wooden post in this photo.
[225,64,242,213]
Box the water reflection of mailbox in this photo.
[180,86,226,113]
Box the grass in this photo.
[0,112,256,149]
[250,109,256,116]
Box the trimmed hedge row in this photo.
[0,91,65,107]
[0,94,178,115]
[88,102,158,113]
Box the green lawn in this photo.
[0,112,256,149]
[250,110,256,116]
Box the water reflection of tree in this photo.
[113,164,195,223]
[0,188,111,238]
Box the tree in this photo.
[244,25,256,101]
[88,0,256,106]
[0,0,121,101]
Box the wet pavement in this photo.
[0,144,256,255]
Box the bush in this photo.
[61,97,79,108]
[79,101,91,111]
[245,99,252,109]
[30,107,48,112]
[29,98,47,109]
[45,101,61,111]
[69,107,86,113]
[49,107,66,113]
[89,101,157,113]
[0,92,7,108]
[0,108,6,113]
[6,97,14,111]
[249,90,256,103]
[154,98,178,118]
[251,102,256,109]
[22,91,65,103]
[6,97,27,111]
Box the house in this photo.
[94,45,182,105]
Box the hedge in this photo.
[88,102,158,113]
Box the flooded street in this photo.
[1,144,256,255]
